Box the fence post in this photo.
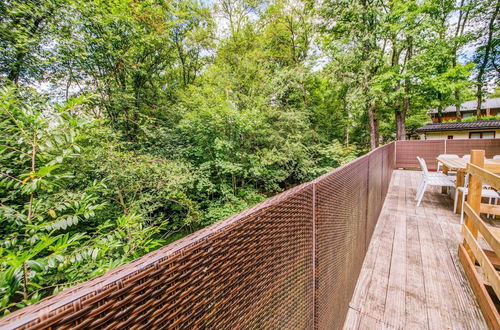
[312,182,316,329]
[464,150,484,262]
[394,140,397,168]
[364,154,371,252]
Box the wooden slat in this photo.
[362,215,395,320]
[464,150,485,252]
[456,171,466,214]
[440,222,487,325]
[344,170,487,329]
[484,249,500,269]
[485,163,500,174]
[405,216,428,328]
[428,221,470,329]
[462,224,500,299]
[349,203,384,311]
[437,157,500,172]
[458,243,500,330]
[343,308,361,329]
[467,163,500,190]
[492,227,500,241]
[419,215,447,327]
[480,203,500,217]
[464,202,500,257]
[383,214,406,328]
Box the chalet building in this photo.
[416,119,500,140]
[428,97,500,123]
[415,98,500,140]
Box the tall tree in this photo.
[474,0,499,116]
[54,0,213,140]
[319,0,385,149]
[452,0,472,121]
[0,1,63,85]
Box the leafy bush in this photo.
[0,88,200,314]
[444,115,500,123]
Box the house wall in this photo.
[419,129,500,140]
[431,108,499,123]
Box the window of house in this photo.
[463,113,473,118]
[482,131,495,139]
[469,131,496,139]
[470,132,481,139]
[447,135,454,139]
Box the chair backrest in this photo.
[494,155,500,160]
[462,154,471,160]
[438,154,459,159]
[417,157,429,176]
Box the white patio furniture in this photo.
[494,155,500,160]
[437,154,459,174]
[462,154,471,160]
[415,157,455,207]
[453,173,499,224]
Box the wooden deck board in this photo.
[343,170,488,329]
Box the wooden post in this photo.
[456,171,465,214]
[441,165,449,194]
[464,150,484,260]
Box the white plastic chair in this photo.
[453,173,499,224]
[462,154,471,160]
[493,155,500,160]
[415,157,455,207]
[436,154,459,174]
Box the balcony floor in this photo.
[344,170,488,329]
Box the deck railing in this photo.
[1,138,499,329]
[395,138,500,170]
[459,150,500,328]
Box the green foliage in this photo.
[0,0,66,84]
[444,115,500,123]
[0,86,98,313]
[0,0,498,316]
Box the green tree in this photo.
[0,1,66,85]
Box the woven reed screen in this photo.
[395,138,500,170]
[0,144,396,330]
[446,138,500,158]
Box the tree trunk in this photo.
[395,36,412,140]
[397,75,411,140]
[368,103,379,149]
[395,111,405,140]
[476,0,500,116]
[437,107,443,123]
[455,90,462,122]
[452,0,469,122]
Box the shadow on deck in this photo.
[344,169,488,329]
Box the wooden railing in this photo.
[459,149,500,329]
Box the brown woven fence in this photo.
[3,138,498,329]
[0,142,395,330]
[395,138,500,170]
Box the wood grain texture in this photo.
[458,243,500,330]
[462,224,500,299]
[467,163,500,190]
[344,170,488,329]
[437,157,500,172]
[465,202,500,257]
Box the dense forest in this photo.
[0,0,498,314]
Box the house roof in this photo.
[416,120,500,133]
[428,98,500,114]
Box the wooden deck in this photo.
[344,170,489,329]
